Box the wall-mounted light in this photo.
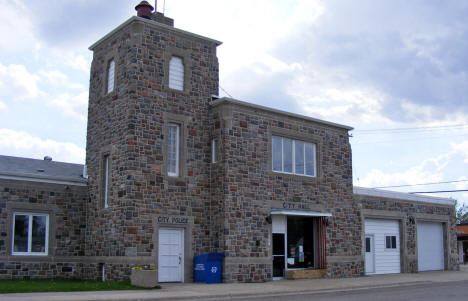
[265,215,272,224]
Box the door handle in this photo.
[179,255,182,265]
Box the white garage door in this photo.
[364,219,400,275]
[417,222,444,271]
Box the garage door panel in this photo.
[417,222,444,271]
[365,219,401,275]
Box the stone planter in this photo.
[130,268,158,288]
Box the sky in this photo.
[0,0,467,207]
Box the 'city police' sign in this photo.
[157,215,189,225]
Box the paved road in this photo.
[195,280,468,301]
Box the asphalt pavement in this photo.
[1,265,467,301]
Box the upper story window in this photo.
[167,123,180,176]
[168,56,184,91]
[272,136,316,177]
[102,154,110,208]
[12,212,49,256]
[107,59,115,94]
[211,139,217,163]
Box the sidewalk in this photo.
[2,265,468,301]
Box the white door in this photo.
[365,219,400,274]
[417,222,444,271]
[158,228,184,282]
[365,235,375,274]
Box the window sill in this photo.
[270,170,318,181]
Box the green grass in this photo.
[0,279,160,294]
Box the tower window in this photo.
[168,56,184,91]
[211,139,217,163]
[102,154,110,208]
[107,59,115,94]
[167,123,180,176]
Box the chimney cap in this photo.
[135,1,154,11]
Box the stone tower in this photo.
[85,1,221,281]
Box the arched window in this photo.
[169,56,184,90]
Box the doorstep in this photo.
[286,268,327,280]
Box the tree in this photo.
[456,201,468,224]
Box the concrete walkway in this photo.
[2,265,468,301]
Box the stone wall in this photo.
[211,101,359,282]
[0,179,88,279]
[355,193,458,272]
[85,16,220,280]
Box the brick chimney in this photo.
[135,1,154,19]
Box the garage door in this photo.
[364,219,400,275]
[417,222,444,271]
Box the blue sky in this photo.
[0,0,467,207]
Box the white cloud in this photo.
[0,128,85,164]
[450,141,468,163]
[0,101,6,111]
[0,0,38,53]
[49,92,89,121]
[0,64,43,100]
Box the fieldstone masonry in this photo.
[0,180,87,279]
[0,7,458,282]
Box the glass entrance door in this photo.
[272,233,285,278]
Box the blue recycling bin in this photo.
[193,252,224,283]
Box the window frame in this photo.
[103,154,110,208]
[271,136,317,177]
[385,235,397,249]
[211,138,217,163]
[11,212,49,256]
[106,59,115,94]
[167,123,180,177]
[168,56,184,91]
[164,48,191,94]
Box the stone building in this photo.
[0,1,458,282]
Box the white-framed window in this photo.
[168,56,184,91]
[272,136,316,177]
[103,154,109,208]
[211,139,217,163]
[107,59,115,94]
[385,235,397,249]
[167,123,180,176]
[12,212,49,256]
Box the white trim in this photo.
[271,209,332,217]
[211,139,217,163]
[168,56,184,91]
[107,59,115,94]
[167,123,180,177]
[12,212,49,256]
[104,155,109,208]
[0,174,87,186]
[354,186,455,205]
[272,136,316,177]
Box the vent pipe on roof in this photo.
[44,156,52,161]
[135,1,154,19]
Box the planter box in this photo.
[130,268,158,288]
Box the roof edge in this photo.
[354,186,456,206]
[210,97,353,131]
[89,16,222,50]
[0,171,87,186]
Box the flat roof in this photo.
[211,97,354,131]
[0,155,87,186]
[354,186,456,206]
[89,16,222,50]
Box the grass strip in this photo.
[0,279,160,294]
